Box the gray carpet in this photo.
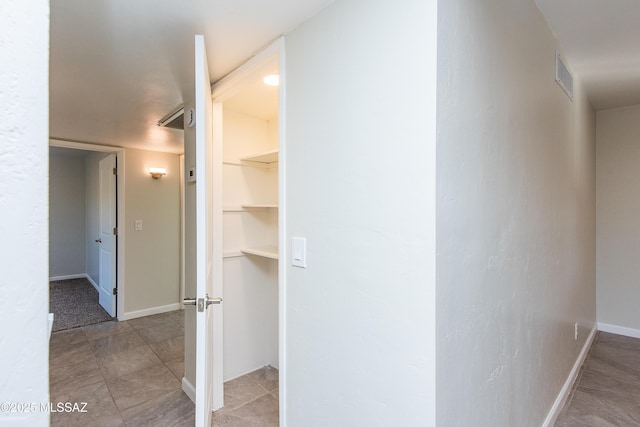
[49,278,113,332]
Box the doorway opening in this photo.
[49,140,124,327]
[184,37,285,425]
[210,41,283,424]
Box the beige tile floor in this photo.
[49,310,279,427]
[212,367,279,427]
[53,314,640,427]
[555,331,640,426]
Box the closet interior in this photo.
[218,55,280,382]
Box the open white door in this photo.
[97,154,116,317]
[192,34,224,427]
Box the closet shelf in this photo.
[223,204,278,212]
[240,203,278,209]
[240,150,278,166]
[241,245,279,260]
[223,250,244,259]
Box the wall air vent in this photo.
[157,106,185,130]
[555,51,573,101]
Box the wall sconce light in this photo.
[149,167,167,179]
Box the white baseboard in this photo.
[85,274,99,293]
[48,313,54,339]
[598,322,640,339]
[49,273,86,281]
[542,326,597,427]
[50,273,100,293]
[182,377,196,403]
[224,364,279,384]
[121,303,181,321]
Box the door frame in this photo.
[210,37,287,423]
[49,138,126,320]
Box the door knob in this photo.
[183,295,222,312]
[205,294,222,307]
[95,238,102,243]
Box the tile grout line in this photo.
[556,332,640,426]
[116,314,187,424]
[83,323,127,426]
[142,317,186,383]
[223,371,277,413]
[51,313,188,427]
[49,329,103,427]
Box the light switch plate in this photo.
[135,220,143,231]
[292,237,306,268]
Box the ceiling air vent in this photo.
[555,51,573,101]
[157,106,185,130]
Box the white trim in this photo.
[116,150,125,321]
[276,36,288,427]
[85,274,99,293]
[49,138,179,155]
[223,251,245,259]
[120,303,181,321]
[48,313,55,339]
[49,273,86,281]
[210,99,225,412]
[598,322,640,339]
[49,139,122,153]
[182,377,196,403]
[49,273,100,294]
[180,154,185,309]
[211,39,282,102]
[223,364,277,383]
[542,326,597,427]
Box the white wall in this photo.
[123,148,181,314]
[284,0,437,424]
[596,104,640,333]
[437,0,596,425]
[0,0,50,425]
[49,149,87,278]
[222,257,278,379]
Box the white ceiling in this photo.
[52,0,635,152]
[50,0,333,153]
[535,0,640,111]
[223,57,279,121]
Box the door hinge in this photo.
[113,167,118,175]
[112,288,118,295]
[113,227,118,235]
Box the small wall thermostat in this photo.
[187,166,196,183]
[185,108,196,128]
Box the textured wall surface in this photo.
[0,0,50,425]
[596,104,640,332]
[285,0,437,424]
[437,0,596,425]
